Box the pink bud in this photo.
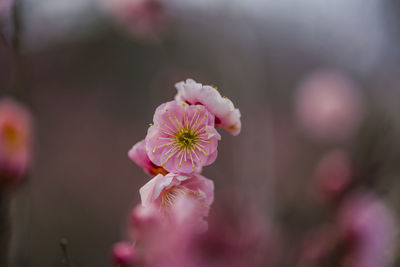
[311,150,352,203]
[112,241,138,266]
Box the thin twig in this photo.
[60,237,74,267]
[0,30,8,47]
[0,193,10,266]
[10,0,30,103]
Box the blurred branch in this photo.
[60,238,74,267]
[0,31,8,47]
[11,0,29,103]
[0,193,10,266]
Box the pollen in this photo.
[175,128,197,150]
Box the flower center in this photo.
[154,104,212,169]
[175,128,197,150]
[161,186,188,208]
[2,123,22,151]
[150,162,169,176]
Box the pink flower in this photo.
[139,172,214,226]
[338,192,397,267]
[128,196,211,267]
[125,192,279,267]
[145,100,220,174]
[112,241,138,266]
[175,79,241,136]
[0,98,33,184]
[311,150,353,203]
[295,70,363,142]
[102,0,168,41]
[128,139,168,176]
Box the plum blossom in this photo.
[139,172,214,228]
[128,139,168,176]
[0,98,33,184]
[311,150,353,203]
[145,100,220,174]
[112,241,138,266]
[124,192,276,267]
[175,79,241,136]
[337,192,397,267]
[298,192,397,267]
[295,70,363,142]
[102,0,168,41]
[142,196,209,267]
[123,196,212,267]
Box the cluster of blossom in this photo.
[0,98,33,187]
[295,148,397,267]
[113,79,241,266]
[293,67,396,267]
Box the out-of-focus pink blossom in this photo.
[128,139,168,176]
[295,70,363,142]
[338,192,397,267]
[102,0,168,41]
[175,79,242,136]
[112,241,138,266]
[191,197,278,267]
[311,150,353,203]
[145,100,220,174]
[142,196,209,267]
[139,172,214,226]
[0,0,13,17]
[126,196,211,267]
[0,98,33,184]
[130,204,162,243]
[126,193,276,267]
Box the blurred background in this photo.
[0,0,400,266]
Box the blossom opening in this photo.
[146,101,220,174]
